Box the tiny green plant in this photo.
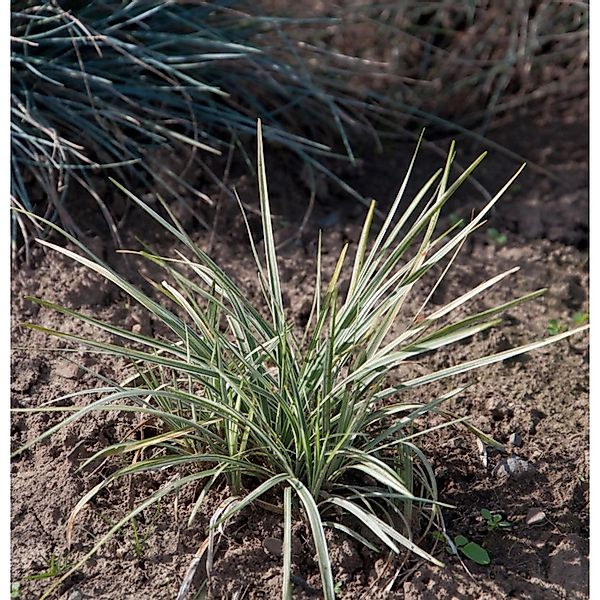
[432,531,490,565]
[481,508,511,532]
[129,499,162,558]
[547,319,565,336]
[130,517,146,559]
[448,212,464,229]
[24,555,72,582]
[548,313,588,336]
[13,124,587,600]
[486,227,508,246]
[453,535,490,566]
[10,582,20,599]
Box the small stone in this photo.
[526,508,546,526]
[496,456,534,480]
[263,537,282,557]
[476,438,488,468]
[509,432,523,447]
[68,590,84,600]
[374,558,387,576]
[55,360,83,380]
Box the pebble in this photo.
[495,456,534,480]
[55,360,83,380]
[476,438,488,468]
[509,432,523,447]
[526,508,546,526]
[68,591,84,600]
[263,537,282,557]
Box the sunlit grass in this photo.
[13,124,587,599]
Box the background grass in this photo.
[11,0,588,252]
[11,0,378,245]
[293,0,588,123]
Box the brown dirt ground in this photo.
[11,100,588,599]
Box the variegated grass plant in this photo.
[13,123,586,599]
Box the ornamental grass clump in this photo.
[11,0,376,245]
[14,124,586,599]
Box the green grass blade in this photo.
[282,486,293,600]
[256,119,284,330]
[402,326,589,388]
[290,479,335,600]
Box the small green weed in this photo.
[453,535,490,565]
[547,319,564,336]
[548,312,588,336]
[481,508,511,532]
[432,531,490,565]
[448,212,464,228]
[24,555,72,581]
[129,500,162,558]
[130,517,146,558]
[572,312,589,326]
[431,508,511,567]
[486,228,507,246]
[10,582,20,599]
